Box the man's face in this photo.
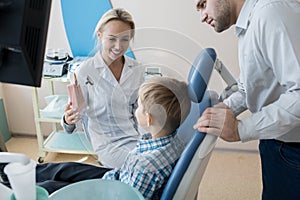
[195,0,232,33]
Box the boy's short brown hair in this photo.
[138,77,191,133]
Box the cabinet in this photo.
[32,76,94,163]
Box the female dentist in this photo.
[62,8,145,168]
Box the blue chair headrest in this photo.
[188,48,216,103]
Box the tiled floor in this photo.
[5,136,262,200]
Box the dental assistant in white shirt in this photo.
[193,0,300,199]
[62,8,145,168]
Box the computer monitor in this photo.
[0,0,52,87]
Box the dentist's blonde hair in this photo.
[94,8,135,38]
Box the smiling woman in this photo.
[61,8,145,168]
[96,19,134,81]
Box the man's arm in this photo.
[237,4,300,142]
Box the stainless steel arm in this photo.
[214,59,238,101]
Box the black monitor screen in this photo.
[0,0,52,87]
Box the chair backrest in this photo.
[161,48,219,200]
[60,0,135,58]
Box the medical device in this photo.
[161,48,237,199]
[0,152,33,199]
[0,153,48,200]
[43,49,71,77]
[214,59,238,101]
[0,0,52,87]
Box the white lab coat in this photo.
[64,53,145,167]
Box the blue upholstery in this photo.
[161,48,218,200]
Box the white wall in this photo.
[3,0,256,150]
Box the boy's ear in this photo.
[146,113,152,127]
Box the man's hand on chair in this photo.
[193,103,241,142]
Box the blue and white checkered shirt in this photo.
[102,132,185,199]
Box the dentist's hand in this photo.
[193,103,240,142]
[64,103,80,125]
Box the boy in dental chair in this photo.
[36,76,191,199]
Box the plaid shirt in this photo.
[102,132,184,199]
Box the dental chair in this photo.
[159,45,238,199]
[160,48,219,200]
